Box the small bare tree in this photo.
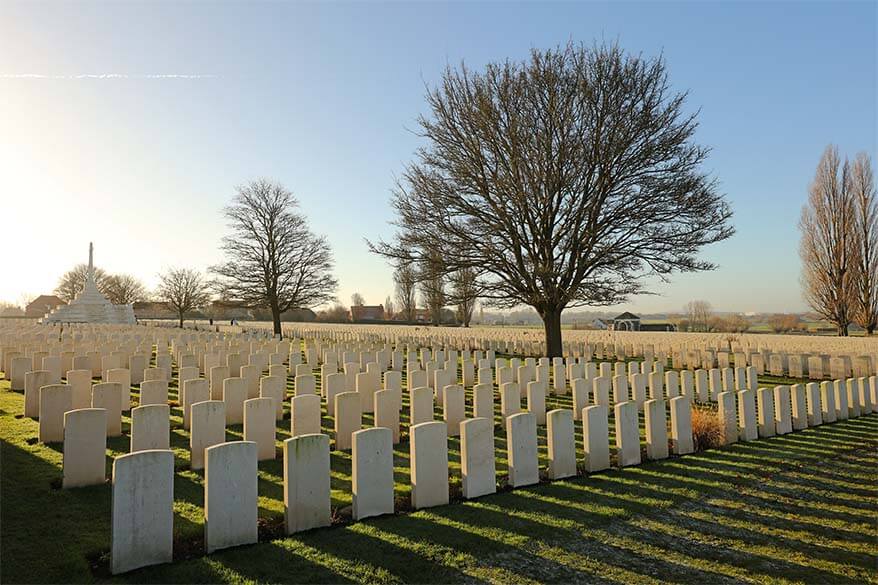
[850,153,877,335]
[393,263,418,324]
[684,300,713,332]
[767,313,802,334]
[800,146,857,336]
[449,267,478,327]
[316,303,351,322]
[351,292,365,307]
[55,264,110,302]
[212,179,338,337]
[103,274,148,305]
[370,43,733,356]
[157,268,210,328]
[384,295,395,319]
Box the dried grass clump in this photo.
[691,405,724,452]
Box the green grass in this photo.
[1,355,876,584]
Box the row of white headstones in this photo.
[4,336,878,575]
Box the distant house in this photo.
[26,295,66,318]
[610,312,677,332]
[592,318,610,330]
[611,312,641,331]
[351,305,385,322]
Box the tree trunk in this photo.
[178,312,184,329]
[837,322,849,336]
[271,305,282,338]
[541,307,563,358]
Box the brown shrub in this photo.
[691,405,724,452]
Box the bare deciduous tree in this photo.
[684,300,713,332]
[800,146,857,336]
[212,179,338,337]
[449,266,478,327]
[55,264,110,302]
[351,292,365,307]
[103,274,148,305]
[419,251,445,326]
[850,153,877,335]
[157,267,210,328]
[393,263,418,324]
[370,43,733,356]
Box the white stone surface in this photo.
[352,427,394,520]
[546,409,576,480]
[190,400,225,470]
[130,404,170,452]
[737,389,758,441]
[111,450,174,574]
[209,366,230,401]
[819,381,835,423]
[289,394,320,439]
[10,356,31,391]
[106,368,132,411]
[442,385,465,436]
[460,417,496,499]
[24,369,51,417]
[582,405,610,472]
[834,379,849,420]
[410,386,434,426]
[223,377,248,426]
[791,384,808,430]
[204,441,258,553]
[39,384,71,443]
[63,408,107,488]
[473,383,494,420]
[324,372,345,417]
[374,389,400,443]
[527,381,547,425]
[140,379,168,407]
[182,378,209,430]
[334,391,361,450]
[615,401,640,467]
[644,399,669,460]
[244,398,276,460]
[506,412,538,487]
[92,382,123,437]
[500,382,520,418]
[283,433,331,533]
[774,386,792,434]
[669,396,694,455]
[410,421,449,509]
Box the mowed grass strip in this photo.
[1,364,876,584]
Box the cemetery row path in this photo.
[1,376,876,584]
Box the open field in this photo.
[2,334,876,584]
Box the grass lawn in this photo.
[1,356,876,584]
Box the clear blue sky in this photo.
[1,1,875,314]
